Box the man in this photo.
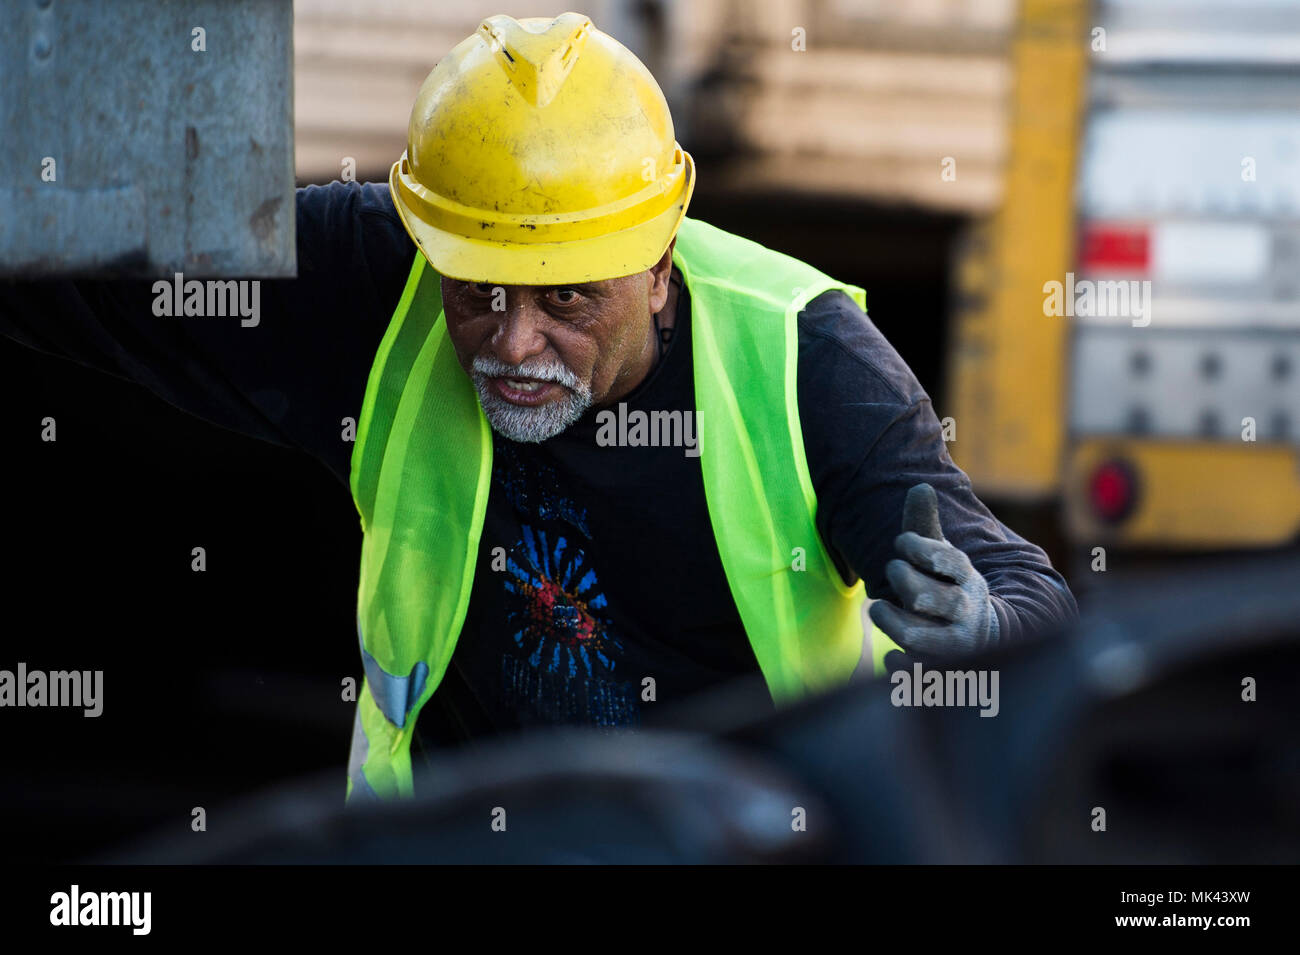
[0,13,1077,803]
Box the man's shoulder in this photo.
[797,288,926,409]
[294,180,411,258]
[296,179,402,222]
[292,180,415,303]
[676,219,924,410]
[677,217,856,297]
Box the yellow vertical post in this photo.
[948,0,1089,498]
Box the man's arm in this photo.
[798,290,1079,652]
[0,181,415,486]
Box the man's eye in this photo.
[550,288,579,305]
[471,283,496,295]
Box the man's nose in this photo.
[490,296,548,367]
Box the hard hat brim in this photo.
[388,151,695,286]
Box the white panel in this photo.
[1152,222,1270,283]
[1093,0,1300,63]
[1079,111,1300,219]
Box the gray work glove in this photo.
[867,482,999,658]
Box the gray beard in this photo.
[470,354,593,443]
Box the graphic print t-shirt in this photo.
[420,280,769,750]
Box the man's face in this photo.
[441,242,674,443]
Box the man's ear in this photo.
[648,237,676,315]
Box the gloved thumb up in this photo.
[901,481,945,542]
[868,481,999,658]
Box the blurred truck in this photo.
[949,0,1300,568]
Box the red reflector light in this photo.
[1079,224,1150,271]
[1088,459,1138,524]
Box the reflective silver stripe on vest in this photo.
[346,704,381,803]
[357,616,430,728]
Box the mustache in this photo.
[471,354,586,394]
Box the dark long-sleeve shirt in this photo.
[0,180,1078,744]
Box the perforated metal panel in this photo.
[1071,326,1300,441]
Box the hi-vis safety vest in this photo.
[345,216,903,803]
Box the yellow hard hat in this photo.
[389,12,695,286]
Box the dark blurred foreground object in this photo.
[730,549,1300,863]
[104,731,833,864]
[105,553,1299,863]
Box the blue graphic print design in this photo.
[491,443,639,727]
[503,525,619,679]
[494,442,591,538]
